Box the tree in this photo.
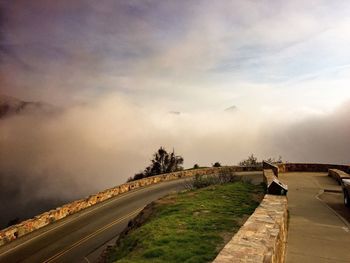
[193,164,199,169]
[213,162,221,167]
[238,154,284,167]
[129,147,184,181]
[264,156,283,164]
[239,154,258,167]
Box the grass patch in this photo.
[105,182,265,263]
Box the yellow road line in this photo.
[0,182,158,257]
[43,207,143,263]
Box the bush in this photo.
[239,154,258,167]
[184,173,237,190]
[129,147,184,182]
[263,155,283,164]
[212,162,221,167]
[239,154,284,167]
[193,164,199,169]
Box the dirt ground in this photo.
[319,191,350,223]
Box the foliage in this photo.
[129,147,184,181]
[184,173,237,190]
[239,154,284,167]
[264,155,283,164]
[239,154,258,167]
[193,164,199,169]
[105,182,264,263]
[212,162,221,167]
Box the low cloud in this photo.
[1,93,350,227]
[263,103,350,164]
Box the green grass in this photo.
[106,182,265,263]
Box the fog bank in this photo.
[0,93,349,227]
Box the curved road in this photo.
[0,172,262,263]
[0,178,188,263]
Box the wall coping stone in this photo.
[328,169,350,185]
[263,162,279,177]
[277,163,350,173]
[213,162,350,263]
[213,194,288,263]
[6,162,349,257]
[0,165,260,247]
[213,169,288,263]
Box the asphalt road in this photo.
[0,178,188,263]
[0,171,262,263]
[279,172,350,263]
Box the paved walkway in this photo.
[279,172,350,263]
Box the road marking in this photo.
[315,190,350,229]
[42,207,143,263]
[0,180,170,257]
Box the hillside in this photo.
[101,181,264,263]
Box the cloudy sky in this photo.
[1,1,350,219]
[2,0,350,114]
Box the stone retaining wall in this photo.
[213,169,288,263]
[277,163,350,173]
[263,161,279,177]
[6,162,349,258]
[328,169,350,185]
[4,161,350,259]
[0,165,260,246]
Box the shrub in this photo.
[184,173,237,190]
[129,147,184,182]
[212,162,221,167]
[239,154,258,167]
[239,154,284,167]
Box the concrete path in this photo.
[279,172,350,263]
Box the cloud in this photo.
[1,0,350,112]
[1,92,350,227]
[1,0,350,227]
[262,102,350,164]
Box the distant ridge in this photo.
[0,95,56,118]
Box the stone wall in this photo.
[213,169,288,263]
[277,163,350,173]
[263,161,279,177]
[7,162,350,259]
[214,162,350,263]
[0,165,260,246]
[328,169,350,185]
[4,162,349,257]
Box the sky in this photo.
[1,0,350,114]
[1,1,350,224]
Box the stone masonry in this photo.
[213,169,288,263]
[0,165,259,246]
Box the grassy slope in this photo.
[107,182,265,263]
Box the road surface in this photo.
[280,172,350,263]
[0,178,188,263]
[0,171,262,263]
